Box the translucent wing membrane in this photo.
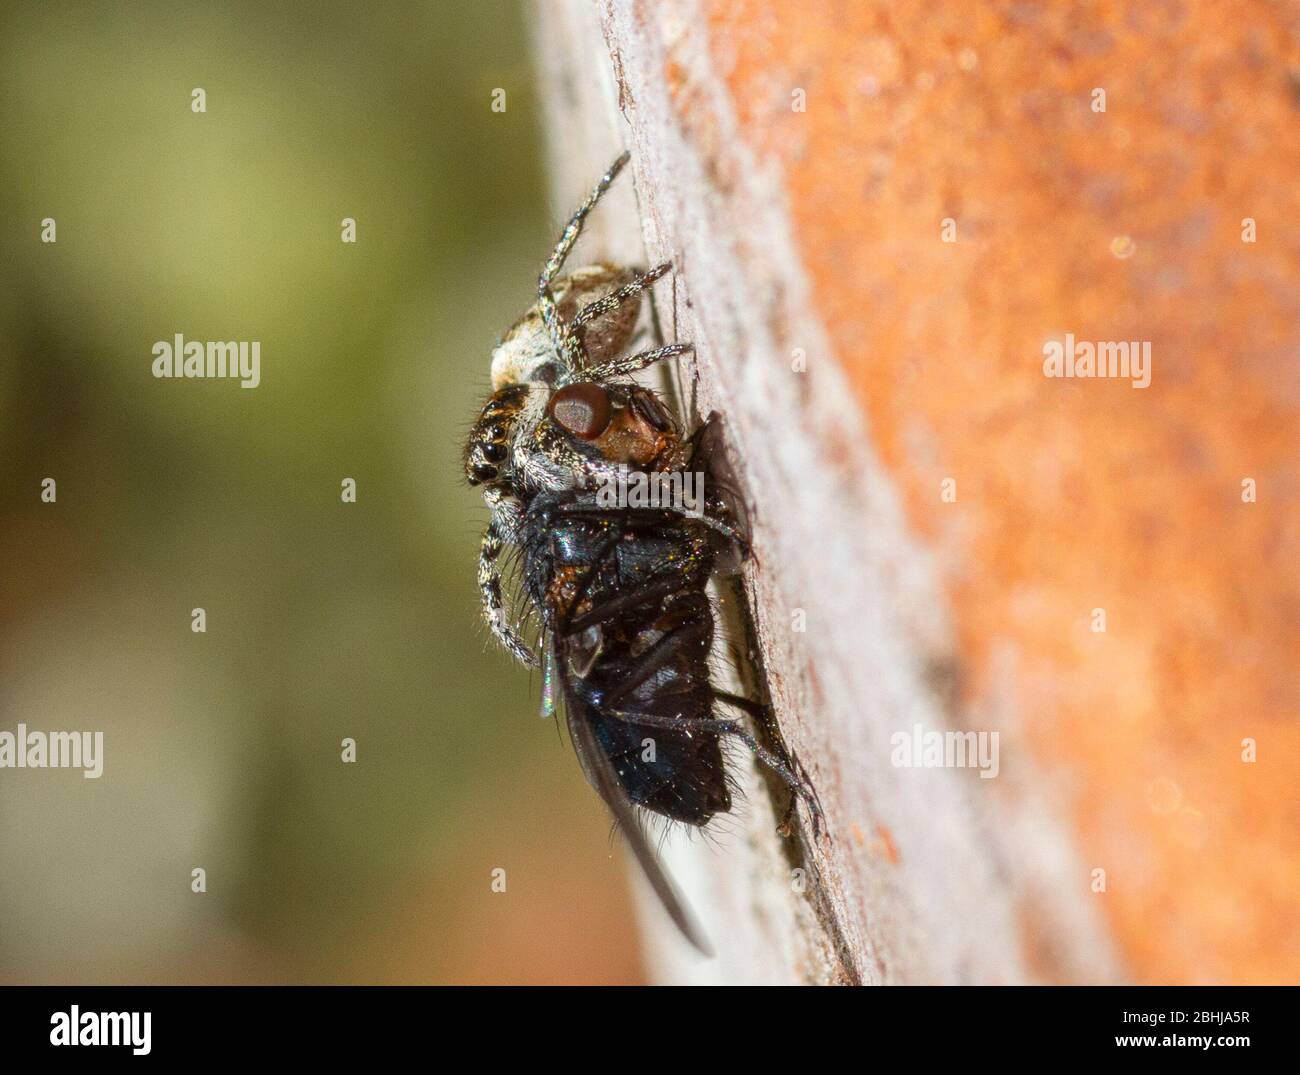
[555,642,713,956]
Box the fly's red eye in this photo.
[548,382,612,440]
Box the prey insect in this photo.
[463,152,821,953]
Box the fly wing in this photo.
[688,412,750,574]
[555,643,713,957]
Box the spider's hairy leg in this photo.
[563,261,674,368]
[540,152,628,289]
[581,342,694,384]
[538,151,631,374]
[478,492,537,668]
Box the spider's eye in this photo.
[548,382,611,440]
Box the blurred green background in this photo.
[0,0,643,983]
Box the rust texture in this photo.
[699,1,1300,983]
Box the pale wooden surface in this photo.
[531,0,1122,985]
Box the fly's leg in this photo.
[548,534,621,639]
[713,691,824,838]
[554,542,683,636]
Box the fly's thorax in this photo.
[598,386,684,471]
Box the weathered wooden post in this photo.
[532,0,1297,986]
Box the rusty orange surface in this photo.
[700,1,1299,983]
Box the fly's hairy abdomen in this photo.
[522,492,731,826]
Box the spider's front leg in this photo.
[538,152,631,373]
[477,492,537,668]
[576,342,695,384]
[572,262,671,324]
